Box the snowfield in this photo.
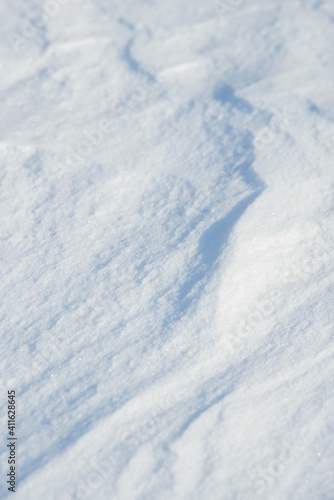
[1,0,334,499]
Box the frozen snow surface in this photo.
[1,0,334,498]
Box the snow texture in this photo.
[1,0,334,499]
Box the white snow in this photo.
[1,0,334,499]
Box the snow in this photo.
[1,0,334,498]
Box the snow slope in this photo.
[1,0,334,498]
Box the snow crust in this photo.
[1,0,334,498]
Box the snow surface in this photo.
[1,0,334,498]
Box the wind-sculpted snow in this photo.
[0,1,334,499]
